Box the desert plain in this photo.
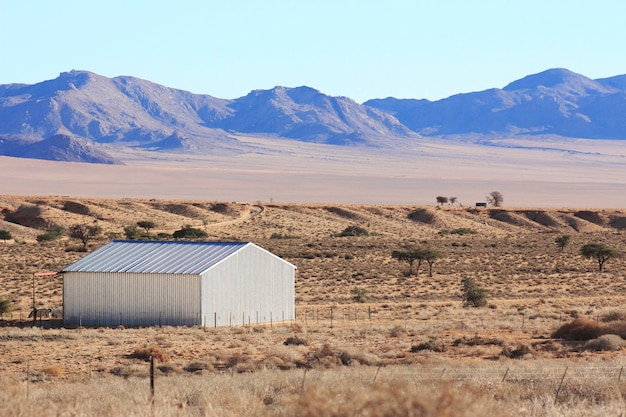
[1,136,626,416]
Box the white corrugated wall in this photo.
[200,244,295,327]
[63,272,201,327]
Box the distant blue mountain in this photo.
[1,68,625,163]
[364,68,626,139]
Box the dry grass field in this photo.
[2,195,626,416]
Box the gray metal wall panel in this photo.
[201,244,295,327]
[63,272,201,327]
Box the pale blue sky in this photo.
[1,1,625,103]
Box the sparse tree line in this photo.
[386,233,621,310]
[0,220,211,251]
[435,191,504,207]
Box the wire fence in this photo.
[0,303,581,334]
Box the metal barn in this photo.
[62,240,296,327]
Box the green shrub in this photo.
[461,277,488,307]
[0,297,12,314]
[352,287,368,303]
[36,225,65,242]
[173,226,208,239]
[439,228,476,236]
[124,225,143,240]
[0,230,13,242]
[338,226,369,237]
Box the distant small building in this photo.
[475,202,487,207]
[62,240,296,327]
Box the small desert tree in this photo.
[69,224,102,250]
[461,277,488,307]
[449,197,457,206]
[137,221,156,234]
[423,249,443,277]
[436,196,448,206]
[486,191,504,207]
[392,249,426,277]
[0,230,12,243]
[555,235,571,252]
[581,243,618,272]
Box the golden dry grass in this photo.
[2,195,626,415]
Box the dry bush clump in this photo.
[128,345,170,362]
[501,344,532,358]
[582,334,625,351]
[411,338,447,353]
[40,365,64,377]
[284,335,308,346]
[600,310,626,322]
[183,361,213,373]
[552,318,604,341]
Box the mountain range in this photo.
[0,68,624,164]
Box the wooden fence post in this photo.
[554,367,568,404]
[150,356,155,398]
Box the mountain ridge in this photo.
[1,68,625,163]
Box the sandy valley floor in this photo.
[1,135,625,207]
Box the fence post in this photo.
[373,365,382,382]
[150,356,155,404]
[330,306,334,329]
[502,367,510,382]
[554,367,568,404]
[299,368,308,397]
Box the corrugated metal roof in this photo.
[62,240,253,275]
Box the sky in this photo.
[1,1,625,103]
